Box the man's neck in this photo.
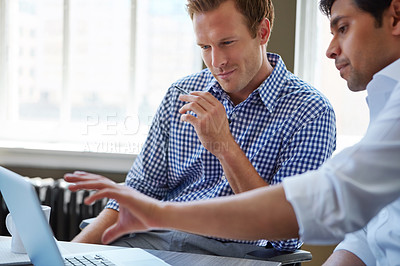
[228,57,274,105]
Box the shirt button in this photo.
[221,174,226,180]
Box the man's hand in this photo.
[64,172,161,244]
[179,91,235,158]
[84,185,161,244]
[178,93,268,193]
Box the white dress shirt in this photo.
[332,59,400,265]
[282,58,400,245]
[334,199,400,266]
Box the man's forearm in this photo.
[217,139,268,193]
[323,250,366,266]
[159,185,298,240]
[72,208,119,244]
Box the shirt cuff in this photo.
[105,198,120,211]
[282,169,345,245]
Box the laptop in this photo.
[0,166,169,266]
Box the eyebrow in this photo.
[196,36,236,47]
[219,36,236,42]
[330,15,348,29]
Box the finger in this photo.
[102,223,132,245]
[64,173,82,182]
[179,102,208,117]
[84,187,150,213]
[84,190,109,204]
[180,113,198,125]
[64,172,113,185]
[190,91,220,107]
[72,171,88,175]
[84,188,125,205]
[64,172,98,182]
[69,180,116,192]
[179,94,214,112]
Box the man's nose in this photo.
[211,48,227,68]
[326,38,340,59]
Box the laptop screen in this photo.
[0,166,64,265]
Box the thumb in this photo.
[101,223,130,245]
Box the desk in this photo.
[1,236,280,265]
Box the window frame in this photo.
[294,0,319,86]
[0,0,9,122]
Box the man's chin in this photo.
[217,81,235,93]
[347,81,367,92]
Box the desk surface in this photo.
[60,240,280,266]
[146,249,279,266]
[1,236,280,266]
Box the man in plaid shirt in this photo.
[65,0,336,258]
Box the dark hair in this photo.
[186,0,274,38]
[319,0,392,26]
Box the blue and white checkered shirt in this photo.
[106,53,336,251]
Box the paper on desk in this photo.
[0,237,31,265]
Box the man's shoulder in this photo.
[270,74,335,121]
[264,54,331,107]
[285,74,333,107]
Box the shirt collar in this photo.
[205,53,289,112]
[366,58,400,123]
[374,58,400,83]
[258,53,289,112]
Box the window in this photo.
[295,0,369,152]
[0,0,202,155]
[1,1,368,171]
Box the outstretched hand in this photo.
[64,171,163,244]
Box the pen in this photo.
[174,85,190,95]
[175,85,232,124]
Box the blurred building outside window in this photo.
[0,0,202,155]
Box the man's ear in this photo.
[391,0,400,35]
[259,18,271,45]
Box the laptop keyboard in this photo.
[64,254,116,266]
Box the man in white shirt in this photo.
[317,0,400,265]
[65,0,400,264]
